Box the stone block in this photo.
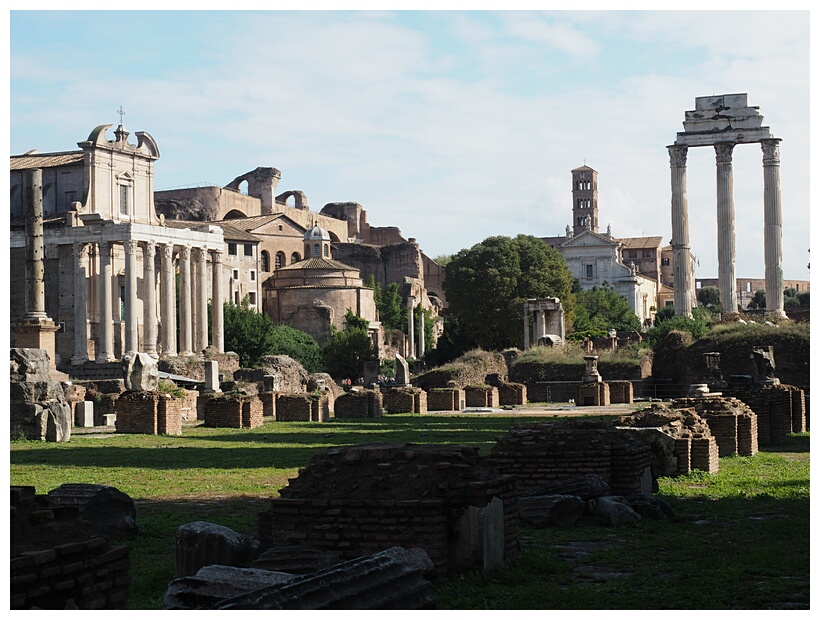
[75,401,94,427]
[122,352,159,392]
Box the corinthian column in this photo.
[124,239,139,355]
[179,245,193,355]
[407,297,415,359]
[523,304,530,349]
[669,144,694,316]
[96,241,115,362]
[195,247,209,353]
[72,242,89,365]
[160,244,177,356]
[143,242,158,357]
[211,250,225,353]
[762,139,786,318]
[715,142,738,314]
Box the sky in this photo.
[6,5,813,283]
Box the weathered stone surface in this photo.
[395,353,410,386]
[518,494,585,527]
[213,547,435,610]
[626,494,674,520]
[10,347,52,382]
[234,355,309,393]
[163,565,297,609]
[308,372,344,403]
[175,521,257,578]
[122,352,159,392]
[47,483,139,539]
[519,474,609,501]
[591,495,641,526]
[252,546,342,574]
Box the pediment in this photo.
[560,230,617,248]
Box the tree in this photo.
[571,285,641,338]
[323,310,377,382]
[378,282,407,332]
[223,298,323,370]
[697,286,721,310]
[443,235,576,350]
[433,254,453,266]
[748,289,766,310]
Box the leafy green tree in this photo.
[797,290,810,306]
[697,286,722,309]
[378,282,407,332]
[748,289,766,310]
[223,298,323,370]
[645,312,710,348]
[572,285,641,338]
[443,235,576,350]
[433,254,453,266]
[654,305,676,324]
[323,310,377,381]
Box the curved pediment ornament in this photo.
[84,124,114,147]
[668,144,688,166]
[135,131,160,158]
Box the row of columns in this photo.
[668,139,784,317]
[71,240,225,364]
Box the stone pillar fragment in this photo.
[669,145,695,316]
[715,143,738,313]
[523,304,530,349]
[143,242,158,357]
[762,139,786,318]
[72,243,89,365]
[97,241,115,362]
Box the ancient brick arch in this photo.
[276,190,309,210]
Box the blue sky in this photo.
[7,7,812,282]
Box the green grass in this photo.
[10,417,810,609]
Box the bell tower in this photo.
[571,165,598,235]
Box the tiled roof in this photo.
[163,219,261,242]
[279,257,356,271]
[10,151,85,170]
[618,236,664,249]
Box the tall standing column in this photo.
[160,244,177,356]
[96,241,115,362]
[407,297,415,359]
[535,307,546,342]
[523,304,530,349]
[715,142,738,313]
[124,239,139,355]
[195,247,209,353]
[762,139,786,318]
[143,242,158,358]
[71,242,89,365]
[669,145,694,316]
[417,306,425,359]
[179,245,193,356]
[24,169,47,319]
[211,250,225,353]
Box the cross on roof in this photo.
[117,106,126,125]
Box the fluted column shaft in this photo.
[160,244,177,356]
[669,145,694,316]
[179,245,193,355]
[143,242,158,357]
[407,298,415,359]
[72,243,89,364]
[715,142,738,313]
[762,139,785,318]
[195,248,209,353]
[535,309,546,341]
[124,239,139,355]
[211,250,225,353]
[96,241,115,362]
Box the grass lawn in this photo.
[9,414,810,610]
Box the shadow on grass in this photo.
[758,433,810,453]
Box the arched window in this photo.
[324,244,329,257]
[261,250,270,272]
[313,243,321,257]
[275,251,286,269]
[291,252,301,264]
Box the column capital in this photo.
[761,139,781,164]
[73,241,89,260]
[714,142,736,164]
[143,241,156,258]
[211,248,224,264]
[160,243,174,260]
[124,238,138,254]
[668,144,688,166]
[180,245,191,261]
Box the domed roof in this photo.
[304,225,331,242]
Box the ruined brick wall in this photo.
[114,392,158,434]
[690,436,720,473]
[488,421,653,496]
[204,394,263,428]
[276,394,330,422]
[426,388,463,411]
[497,383,526,406]
[181,389,199,421]
[608,381,633,404]
[673,396,758,457]
[158,398,183,435]
[334,390,383,419]
[259,391,276,419]
[11,486,130,610]
[383,387,426,414]
[464,386,499,408]
[725,385,805,445]
[258,444,519,575]
[526,381,580,403]
[576,382,610,406]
